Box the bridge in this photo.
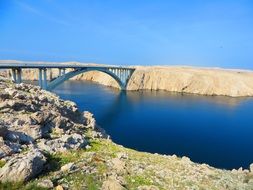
[0,63,135,90]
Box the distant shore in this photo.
[1,60,253,97]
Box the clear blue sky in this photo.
[0,0,253,69]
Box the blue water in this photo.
[52,81,253,170]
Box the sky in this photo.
[0,0,253,69]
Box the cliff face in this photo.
[127,66,253,97]
[79,66,253,97]
[2,65,253,97]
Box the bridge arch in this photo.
[47,67,132,90]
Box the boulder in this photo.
[250,163,253,173]
[0,149,46,182]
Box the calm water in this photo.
[52,81,253,170]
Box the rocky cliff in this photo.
[2,63,253,97]
[0,78,253,190]
[79,66,253,97]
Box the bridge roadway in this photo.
[0,62,135,90]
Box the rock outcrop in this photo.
[0,149,46,182]
[0,77,105,182]
[77,66,253,97]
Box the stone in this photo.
[84,111,96,129]
[37,179,54,189]
[250,163,253,173]
[238,167,243,173]
[102,179,125,190]
[0,149,46,182]
[61,162,76,172]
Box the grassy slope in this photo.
[1,139,252,190]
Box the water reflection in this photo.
[98,90,250,127]
[98,92,128,126]
[126,90,249,107]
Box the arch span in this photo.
[46,67,134,90]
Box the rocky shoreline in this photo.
[0,77,253,189]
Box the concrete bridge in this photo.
[0,63,135,90]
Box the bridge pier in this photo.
[11,68,22,83]
[38,69,43,87]
[106,68,133,90]
[43,69,47,89]
[38,68,47,89]
[58,68,66,77]
[58,68,62,77]
[11,69,17,82]
[49,69,53,80]
[62,68,66,75]
[16,68,22,84]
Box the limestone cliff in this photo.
[80,66,253,97]
[1,61,253,97]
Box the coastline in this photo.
[1,61,253,97]
[0,78,253,189]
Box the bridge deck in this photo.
[0,63,135,70]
